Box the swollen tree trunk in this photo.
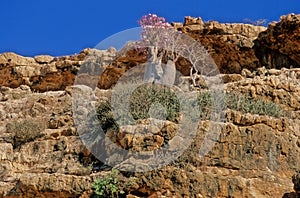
[144,46,163,83]
[161,60,176,85]
[144,46,177,85]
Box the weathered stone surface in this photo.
[179,17,266,74]
[293,172,300,193]
[0,52,37,67]
[98,48,147,89]
[184,16,205,26]
[254,13,300,69]
[0,86,96,197]
[34,55,54,64]
[0,48,116,91]
[108,119,176,152]
[0,143,13,160]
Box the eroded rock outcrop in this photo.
[0,49,116,92]
[179,16,266,74]
[254,13,300,69]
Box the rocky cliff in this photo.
[0,14,299,91]
[0,13,299,198]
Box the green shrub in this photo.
[226,93,287,118]
[95,88,286,134]
[96,100,119,132]
[6,118,46,148]
[92,169,124,198]
[95,83,181,132]
[197,91,212,120]
[195,91,287,119]
[129,84,180,122]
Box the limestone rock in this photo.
[0,48,115,91]
[227,68,300,112]
[34,55,54,63]
[0,143,13,160]
[184,16,204,26]
[0,52,36,67]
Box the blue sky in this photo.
[1,0,299,56]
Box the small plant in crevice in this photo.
[196,91,287,119]
[96,100,119,133]
[92,169,125,198]
[6,118,46,149]
[226,92,288,118]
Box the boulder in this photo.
[34,55,54,64]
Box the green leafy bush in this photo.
[6,118,46,148]
[92,169,124,198]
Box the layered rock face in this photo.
[178,13,299,73]
[0,13,299,198]
[0,67,299,197]
[178,16,267,74]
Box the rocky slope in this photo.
[0,13,299,198]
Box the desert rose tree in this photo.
[138,14,215,85]
[138,14,180,84]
